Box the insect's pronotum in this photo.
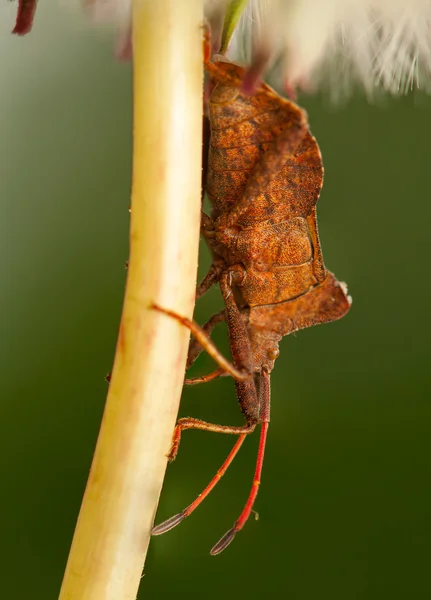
[152,57,351,555]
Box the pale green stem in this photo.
[58,1,203,598]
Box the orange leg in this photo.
[153,304,249,381]
[167,417,256,462]
[184,367,228,385]
[196,263,222,300]
[200,209,214,234]
[195,210,222,300]
[152,434,247,536]
[153,372,271,552]
[186,309,225,370]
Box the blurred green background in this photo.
[1,3,430,599]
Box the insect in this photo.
[152,58,351,555]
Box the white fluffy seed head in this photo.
[76,0,431,97]
[230,0,431,97]
[81,0,131,23]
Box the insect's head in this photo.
[245,317,283,374]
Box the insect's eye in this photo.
[267,348,280,360]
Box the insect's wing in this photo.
[209,64,322,225]
[206,62,322,225]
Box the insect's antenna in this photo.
[210,421,269,556]
[152,434,247,536]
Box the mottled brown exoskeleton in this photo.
[152,60,351,555]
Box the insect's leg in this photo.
[219,270,254,375]
[168,417,256,462]
[152,304,249,381]
[211,369,271,555]
[186,309,226,369]
[152,433,247,536]
[196,210,223,300]
[219,114,308,230]
[200,209,214,232]
[219,269,262,425]
[196,263,222,300]
[185,367,228,386]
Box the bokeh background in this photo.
[1,3,430,599]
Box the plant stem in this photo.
[59,1,203,598]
